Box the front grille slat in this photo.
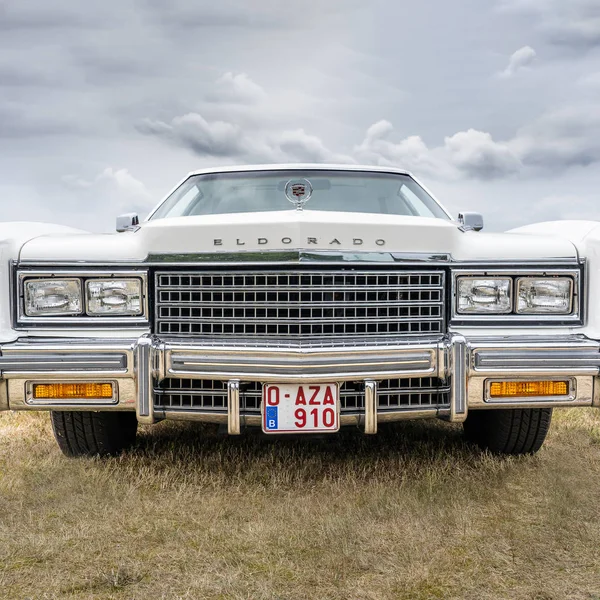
[155,270,445,339]
[154,378,451,413]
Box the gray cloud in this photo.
[0,64,56,87]
[354,121,521,180]
[276,130,354,164]
[61,167,154,216]
[136,113,354,164]
[355,106,600,179]
[498,0,600,51]
[135,72,356,164]
[142,0,362,30]
[444,130,523,178]
[499,46,537,77]
[136,72,600,181]
[137,113,256,159]
[512,106,600,168]
[0,105,76,137]
[205,72,268,105]
[0,0,105,30]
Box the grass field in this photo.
[1,410,600,600]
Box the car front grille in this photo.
[154,269,445,339]
[154,378,451,414]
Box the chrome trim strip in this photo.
[165,344,438,382]
[450,335,467,422]
[227,379,241,435]
[155,407,448,426]
[471,339,600,376]
[0,353,128,373]
[17,254,581,268]
[474,349,600,371]
[135,336,154,424]
[148,251,451,264]
[364,380,377,434]
[0,341,134,378]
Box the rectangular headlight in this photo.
[24,279,82,316]
[516,277,573,314]
[86,279,142,315]
[456,277,512,314]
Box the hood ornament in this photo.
[285,178,313,211]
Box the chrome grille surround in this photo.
[155,269,445,339]
[154,378,451,414]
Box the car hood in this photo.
[18,211,578,262]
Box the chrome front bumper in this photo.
[1,334,599,433]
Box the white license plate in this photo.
[262,383,340,434]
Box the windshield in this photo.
[150,170,449,220]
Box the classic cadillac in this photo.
[1,164,599,457]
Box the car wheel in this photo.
[50,411,138,457]
[463,408,552,455]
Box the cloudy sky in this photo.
[1,0,599,232]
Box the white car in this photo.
[1,164,598,456]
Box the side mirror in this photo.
[116,213,140,233]
[458,212,484,232]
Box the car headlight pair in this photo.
[24,278,143,317]
[457,277,573,315]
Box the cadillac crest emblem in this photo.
[285,178,313,210]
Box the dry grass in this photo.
[1,410,600,599]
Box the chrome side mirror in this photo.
[116,213,140,232]
[458,212,484,232]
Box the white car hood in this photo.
[18,211,578,262]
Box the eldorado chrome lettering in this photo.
[213,237,379,246]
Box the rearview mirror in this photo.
[458,212,484,232]
[116,213,140,232]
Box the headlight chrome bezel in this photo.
[16,269,149,326]
[452,268,582,324]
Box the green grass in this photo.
[1,409,600,599]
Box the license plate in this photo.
[262,383,340,434]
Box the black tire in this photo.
[463,408,552,455]
[50,411,138,457]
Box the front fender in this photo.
[509,220,600,339]
[0,222,87,343]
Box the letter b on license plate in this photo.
[262,383,340,434]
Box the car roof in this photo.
[187,164,413,177]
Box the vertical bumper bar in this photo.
[135,336,155,424]
[228,379,241,435]
[450,335,468,423]
[364,380,378,434]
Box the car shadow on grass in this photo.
[137,418,465,458]
[123,419,524,488]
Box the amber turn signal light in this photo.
[32,383,114,400]
[489,380,569,398]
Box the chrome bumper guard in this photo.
[1,334,599,431]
